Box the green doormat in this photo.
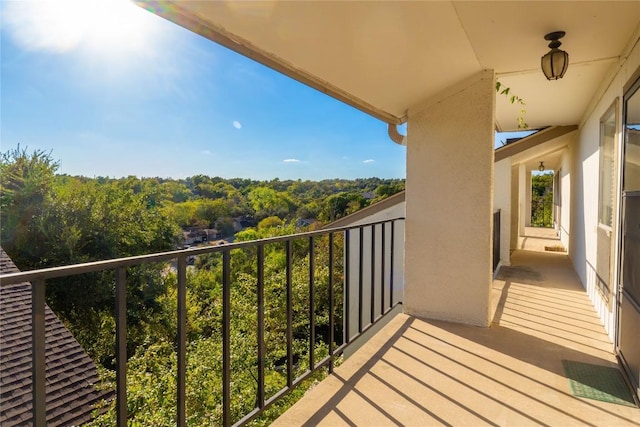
[562,360,637,407]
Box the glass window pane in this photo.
[624,86,640,191]
[599,105,616,227]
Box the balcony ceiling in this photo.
[140,1,640,131]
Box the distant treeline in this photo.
[58,173,406,231]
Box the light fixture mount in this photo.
[541,31,569,80]
[544,31,566,45]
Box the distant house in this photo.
[295,218,318,228]
[361,192,376,200]
[204,229,221,241]
[0,247,112,426]
[183,229,204,245]
[181,228,222,246]
[231,216,254,233]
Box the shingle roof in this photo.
[0,247,113,426]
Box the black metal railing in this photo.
[493,209,501,272]
[0,218,405,427]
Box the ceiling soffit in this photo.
[139,1,640,130]
[496,126,577,171]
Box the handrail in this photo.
[493,210,501,271]
[1,217,405,427]
[0,218,404,286]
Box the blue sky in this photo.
[1,0,523,181]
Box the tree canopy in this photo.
[0,146,404,425]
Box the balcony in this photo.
[274,250,640,426]
[1,217,639,426]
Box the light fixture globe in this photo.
[541,31,569,80]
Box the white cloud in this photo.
[283,158,301,163]
[233,121,242,129]
[201,150,212,155]
[363,159,375,163]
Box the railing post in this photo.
[381,222,386,316]
[257,244,265,408]
[344,229,350,344]
[328,233,335,373]
[177,257,187,427]
[308,237,315,370]
[115,267,127,427]
[32,279,46,427]
[286,240,293,387]
[493,210,501,272]
[222,250,231,427]
[390,221,395,308]
[358,226,364,333]
[370,224,376,325]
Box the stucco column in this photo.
[510,165,519,250]
[494,159,512,267]
[525,170,532,227]
[518,163,527,239]
[404,71,495,327]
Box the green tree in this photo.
[531,172,554,227]
[258,216,284,229]
[42,180,178,365]
[248,187,294,220]
[0,146,59,267]
[320,192,365,222]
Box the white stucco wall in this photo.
[559,149,572,251]
[493,158,512,267]
[405,71,495,327]
[570,31,640,340]
[343,202,405,228]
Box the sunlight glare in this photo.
[4,0,159,56]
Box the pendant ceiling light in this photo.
[541,31,569,80]
[539,161,545,171]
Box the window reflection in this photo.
[624,86,640,191]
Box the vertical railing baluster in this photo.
[286,240,293,388]
[381,222,386,316]
[370,224,376,325]
[390,221,395,308]
[257,244,265,409]
[358,226,364,333]
[177,257,187,427]
[222,250,231,427]
[115,268,127,427]
[344,229,350,345]
[309,236,315,370]
[32,279,46,427]
[328,233,335,373]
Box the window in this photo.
[598,101,617,228]
[623,83,640,192]
[622,77,640,307]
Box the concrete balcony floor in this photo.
[273,249,640,426]
[519,226,562,252]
